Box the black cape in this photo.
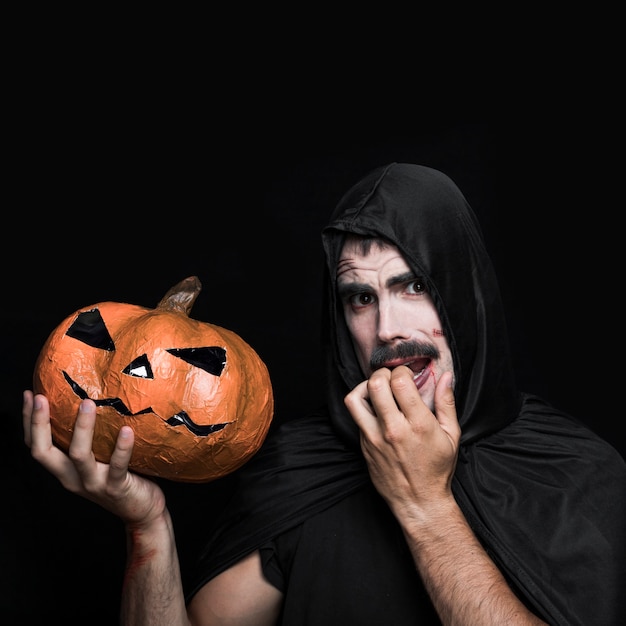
[188,163,626,624]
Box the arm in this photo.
[344,368,546,625]
[22,391,282,626]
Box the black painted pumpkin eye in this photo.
[167,347,226,376]
[66,308,115,351]
[122,354,154,379]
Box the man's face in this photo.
[337,239,454,411]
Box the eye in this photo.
[123,354,154,379]
[167,346,227,376]
[349,292,376,308]
[406,279,427,295]
[67,308,115,351]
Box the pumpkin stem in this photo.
[157,276,202,315]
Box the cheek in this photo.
[347,325,375,374]
[346,314,371,344]
[433,337,454,372]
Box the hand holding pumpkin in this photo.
[23,390,168,525]
[32,277,274,483]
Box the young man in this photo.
[23,163,626,624]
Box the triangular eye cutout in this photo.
[122,354,154,379]
[167,347,226,376]
[66,308,115,351]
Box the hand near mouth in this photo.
[343,365,459,513]
[378,358,433,390]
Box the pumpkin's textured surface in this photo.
[33,277,274,482]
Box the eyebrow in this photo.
[337,281,369,299]
[386,271,416,288]
[336,271,417,299]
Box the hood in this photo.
[321,163,520,446]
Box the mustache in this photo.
[369,341,440,371]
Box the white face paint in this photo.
[337,239,454,411]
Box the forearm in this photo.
[121,509,190,626]
[399,498,546,625]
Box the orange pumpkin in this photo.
[33,276,274,483]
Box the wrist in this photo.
[396,494,461,537]
[125,509,174,549]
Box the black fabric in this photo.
[187,163,626,624]
[258,486,440,624]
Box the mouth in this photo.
[383,357,432,390]
[62,371,230,436]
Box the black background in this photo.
[2,99,623,623]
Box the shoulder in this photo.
[187,550,283,626]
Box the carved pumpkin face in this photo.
[33,276,274,483]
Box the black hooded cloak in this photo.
[188,163,626,625]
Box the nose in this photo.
[376,300,411,344]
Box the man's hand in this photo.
[343,366,459,518]
[23,390,166,526]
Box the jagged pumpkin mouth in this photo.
[62,371,230,436]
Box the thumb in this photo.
[434,371,461,443]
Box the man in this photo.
[24,163,626,624]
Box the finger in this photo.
[66,400,115,496]
[67,399,99,470]
[385,366,430,426]
[107,425,135,484]
[28,393,77,477]
[22,390,34,448]
[365,367,406,428]
[433,371,461,443]
[344,378,379,432]
[28,394,56,455]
